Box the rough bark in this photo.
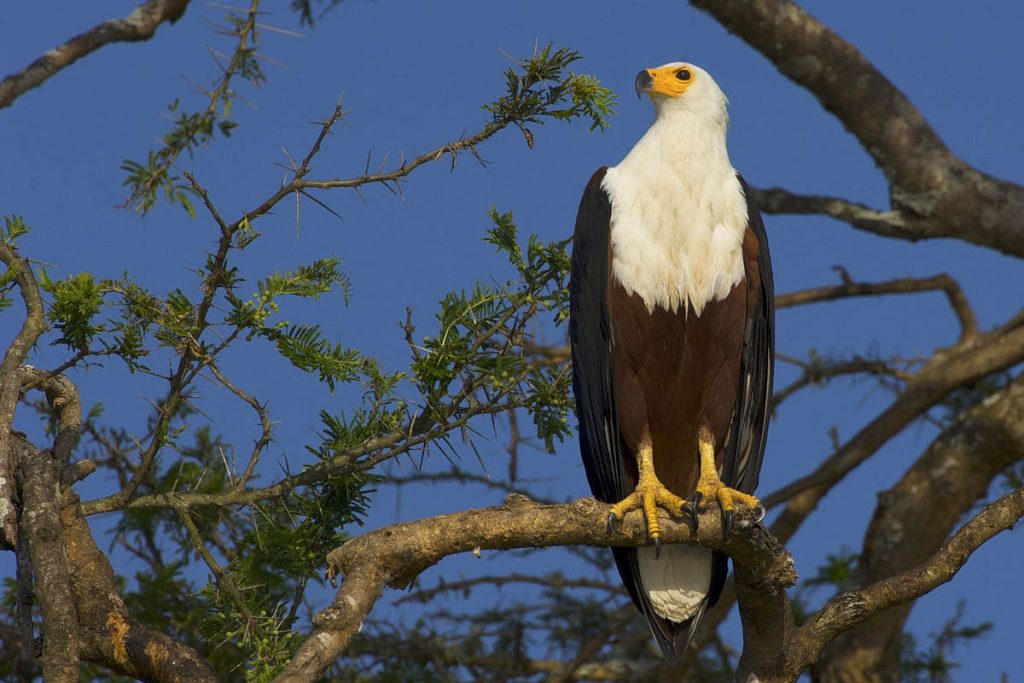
[61,494,220,682]
[17,445,79,682]
[692,0,1024,259]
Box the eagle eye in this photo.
[675,69,692,81]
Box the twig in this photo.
[775,272,978,342]
[205,361,272,488]
[396,572,623,606]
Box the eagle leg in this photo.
[606,442,687,558]
[691,426,761,535]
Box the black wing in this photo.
[569,168,629,505]
[722,175,775,495]
[569,169,698,662]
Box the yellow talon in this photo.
[694,427,761,533]
[607,442,687,550]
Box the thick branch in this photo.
[274,496,795,683]
[694,0,1024,258]
[751,188,914,241]
[790,486,1024,674]
[0,0,191,110]
[60,490,219,681]
[17,442,79,681]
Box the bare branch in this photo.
[764,322,1024,536]
[395,572,623,606]
[694,0,1024,258]
[751,187,914,242]
[790,486,1024,673]
[772,355,910,411]
[816,374,1024,680]
[776,272,978,342]
[0,0,192,110]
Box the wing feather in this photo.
[722,175,775,495]
[570,168,628,505]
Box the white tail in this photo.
[636,544,712,622]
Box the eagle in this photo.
[569,62,774,660]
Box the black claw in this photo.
[691,491,704,512]
[754,503,767,524]
[724,509,734,537]
[654,536,662,559]
[606,512,620,534]
[682,502,699,533]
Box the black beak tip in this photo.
[635,69,653,99]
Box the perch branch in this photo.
[274,496,795,683]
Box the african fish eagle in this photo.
[569,62,774,660]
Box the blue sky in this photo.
[2,1,1023,678]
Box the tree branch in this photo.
[0,0,192,110]
[764,321,1024,536]
[789,486,1024,674]
[694,0,1024,258]
[274,496,796,683]
[751,187,914,241]
[815,374,1024,681]
[60,485,219,681]
[17,438,79,682]
[775,271,978,342]
[0,240,46,548]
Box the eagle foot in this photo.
[692,429,762,536]
[606,468,687,558]
[691,473,761,536]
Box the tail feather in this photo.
[612,546,730,663]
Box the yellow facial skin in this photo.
[637,64,696,99]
